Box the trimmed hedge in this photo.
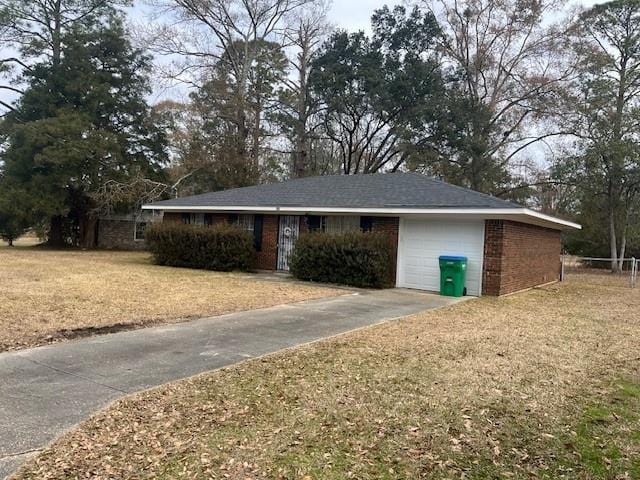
[145,222,254,271]
[289,231,392,288]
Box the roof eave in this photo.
[142,204,581,230]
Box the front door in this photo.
[277,215,300,271]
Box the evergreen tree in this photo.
[0,13,167,247]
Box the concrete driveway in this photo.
[0,288,463,479]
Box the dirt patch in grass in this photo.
[12,274,640,480]
[0,247,342,351]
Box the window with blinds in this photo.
[183,213,205,225]
[324,216,361,234]
[228,214,255,232]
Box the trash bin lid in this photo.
[439,255,467,261]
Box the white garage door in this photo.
[396,219,485,296]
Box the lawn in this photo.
[13,275,640,479]
[0,245,341,351]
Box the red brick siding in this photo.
[371,216,400,285]
[482,220,561,296]
[482,220,505,296]
[160,213,401,276]
[255,215,279,270]
[255,214,400,276]
[163,212,182,223]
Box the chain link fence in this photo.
[561,256,638,288]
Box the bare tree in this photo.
[421,0,575,192]
[275,2,330,177]
[145,0,320,181]
[322,107,408,175]
[146,2,317,127]
[561,0,640,271]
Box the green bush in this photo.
[289,231,392,288]
[145,222,254,271]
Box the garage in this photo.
[396,219,485,296]
[148,172,579,295]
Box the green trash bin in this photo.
[439,255,468,297]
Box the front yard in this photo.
[13,275,640,479]
[0,246,341,351]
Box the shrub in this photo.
[289,231,392,288]
[145,222,254,272]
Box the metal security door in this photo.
[277,215,300,271]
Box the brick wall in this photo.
[255,215,279,270]
[163,212,182,223]
[482,220,561,296]
[97,219,146,251]
[371,216,400,285]
[158,212,401,276]
[482,220,504,295]
[162,212,228,225]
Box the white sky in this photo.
[0,0,604,107]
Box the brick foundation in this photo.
[482,220,561,296]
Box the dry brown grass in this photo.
[0,246,342,351]
[13,274,640,480]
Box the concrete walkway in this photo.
[0,289,462,479]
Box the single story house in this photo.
[96,211,158,250]
[142,173,581,296]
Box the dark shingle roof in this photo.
[148,172,520,210]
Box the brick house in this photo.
[96,211,157,250]
[142,173,580,296]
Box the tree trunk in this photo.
[52,0,62,66]
[47,215,66,247]
[609,207,619,272]
[294,47,310,178]
[79,215,98,249]
[293,127,308,178]
[618,231,627,272]
[470,153,483,192]
[617,208,629,271]
[8,238,13,247]
[252,103,261,169]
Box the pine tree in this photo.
[0,11,167,247]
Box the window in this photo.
[182,213,205,225]
[325,216,360,234]
[360,216,374,232]
[230,214,255,232]
[229,214,261,251]
[306,215,324,232]
[253,215,264,251]
[134,221,147,241]
[306,215,362,233]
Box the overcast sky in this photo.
[0,0,604,107]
